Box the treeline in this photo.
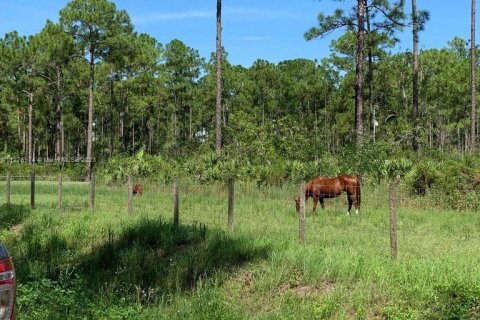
[0,0,477,173]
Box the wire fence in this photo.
[1,175,477,213]
[1,173,479,259]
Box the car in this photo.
[0,242,15,320]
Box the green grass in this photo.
[0,180,479,319]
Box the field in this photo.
[1,180,479,319]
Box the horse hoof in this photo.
[355,209,359,215]
[346,212,350,216]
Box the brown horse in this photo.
[132,184,144,196]
[295,175,361,215]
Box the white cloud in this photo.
[133,6,301,25]
[224,7,301,20]
[133,11,214,24]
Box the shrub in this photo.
[404,160,441,196]
[337,142,390,180]
[97,150,178,184]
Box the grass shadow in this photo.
[78,218,270,304]
[0,203,30,229]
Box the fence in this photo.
[1,172,96,210]
[1,172,477,261]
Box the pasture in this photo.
[0,179,479,319]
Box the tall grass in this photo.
[0,180,479,319]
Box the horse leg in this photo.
[313,195,319,214]
[347,195,353,215]
[354,187,360,215]
[319,197,325,209]
[353,193,359,215]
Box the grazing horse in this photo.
[132,184,144,196]
[295,175,361,215]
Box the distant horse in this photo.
[132,184,144,196]
[295,175,361,215]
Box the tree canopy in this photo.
[0,0,477,177]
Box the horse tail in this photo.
[356,178,361,208]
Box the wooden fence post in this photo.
[298,181,306,245]
[5,171,11,204]
[58,173,63,209]
[389,181,398,260]
[128,175,133,214]
[227,178,235,233]
[30,171,35,209]
[90,172,95,211]
[173,177,179,226]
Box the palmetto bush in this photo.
[98,150,177,184]
[404,155,480,209]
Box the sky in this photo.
[0,0,477,67]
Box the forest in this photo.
[0,0,479,195]
[2,2,480,319]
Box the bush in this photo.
[405,160,441,196]
[0,162,86,181]
[402,155,480,209]
[337,143,390,181]
[97,150,178,184]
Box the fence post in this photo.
[298,181,306,245]
[128,175,133,214]
[389,181,398,260]
[30,171,35,209]
[58,172,63,209]
[173,177,179,226]
[227,178,235,233]
[90,172,95,211]
[5,171,11,205]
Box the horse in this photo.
[295,175,361,215]
[132,184,144,196]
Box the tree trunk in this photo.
[17,105,21,145]
[101,115,104,148]
[86,46,95,181]
[412,0,420,151]
[465,129,469,152]
[215,0,223,154]
[355,0,365,145]
[365,0,375,142]
[28,92,33,164]
[429,121,433,148]
[56,66,65,164]
[141,116,145,147]
[132,122,135,154]
[119,111,124,151]
[22,112,26,157]
[148,124,153,153]
[471,0,477,151]
[189,105,193,140]
[109,66,115,158]
[33,138,36,163]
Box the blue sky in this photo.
[0,0,476,67]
